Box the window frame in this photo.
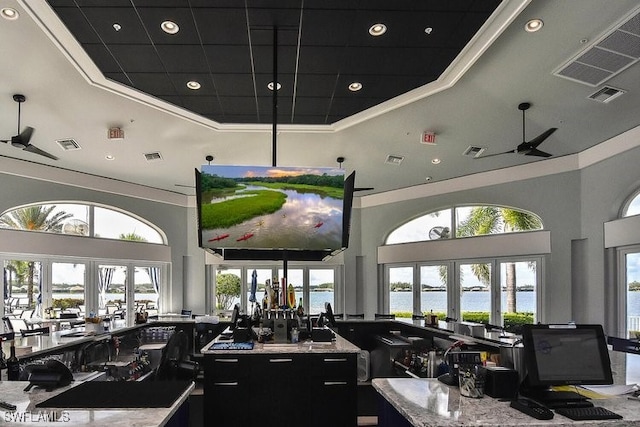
[0,201,167,245]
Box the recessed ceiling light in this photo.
[186,81,201,90]
[348,82,363,92]
[431,158,441,165]
[424,27,433,35]
[161,20,179,34]
[368,23,387,37]
[524,19,543,33]
[267,82,281,91]
[1,7,19,20]
[113,23,122,32]
[105,154,115,161]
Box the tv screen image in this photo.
[198,165,347,252]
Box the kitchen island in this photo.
[373,377,640,426]
[201,330,361,427]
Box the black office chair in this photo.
[374,313,395,320]
[155,330,199,381]
[21,326,50,337]
[180,309,192,317]
[346,313,365,319]
[411,314,425,320]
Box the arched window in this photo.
[384,204,544,330]
[386,205,543,245]
[622,190,640,217]
[0,202,166,244]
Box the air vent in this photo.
[588,86,626,103]
[385,154,404,165]
[463,145,486,158]
[554,7,640,86]
[56,138,81,151]
[143,151,163,161]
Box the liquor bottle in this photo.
[297,297,304,316]
[7,340,20,381]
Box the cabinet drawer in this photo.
[309,354,356,379]
[205,356,250,380]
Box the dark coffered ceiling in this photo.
[46,0,501,125]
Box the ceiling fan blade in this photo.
[23,144,59,160]
[354,187,374,191]
[525,127,557,149]
[0,139,9,144]
[525,148,552,158]
[19,126,35,145]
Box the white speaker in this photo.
[357,350,370,382]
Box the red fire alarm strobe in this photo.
[421,131,436,145]
[108,127,125,140]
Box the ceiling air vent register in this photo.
[588,86,627,103]
[554,7,640,86]
[385,155,405,165]
[56,139,81,151]
[143,152,163,161]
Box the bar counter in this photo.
[0,380,193,426]
[373,377,640,426]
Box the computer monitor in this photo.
[520,324,613,401]
[230,303,240,330]
[324,302,336,327]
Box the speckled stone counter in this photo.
[373,378,640,426]
[0,381,193,426]
[200,331,360,354]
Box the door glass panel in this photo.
[52,262,85,314]
[4,260,42,315]
[459,262,491,323]
[499,260,536,330]
[135,266,160,312]
[309,269,334,315]
[420,265,447,319]
[216,268,241,311]
[389,266,414,317]
[98,265,127,315]
[626,253,640,339]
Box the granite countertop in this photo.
[201,331,361,354]
[372,378,640,426]
[0,381,193,426]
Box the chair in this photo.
[155,330,198,381]
[20,309,34,319]
[21,326,50,336]
[333,313,344,320]
[374,313,396,320]
[346,313,365,319]
[8,317,30,332]
[180,309,192,317]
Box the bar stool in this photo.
[346,313,365,319]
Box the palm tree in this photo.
[0,205,72,307]
[119,232,148,242]
[457,206,541,313]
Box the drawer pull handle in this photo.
[213,382,238,386]
[324,381,347,386]
[269,358,293,363]
[324,358,347,363]
[215,358,239,363]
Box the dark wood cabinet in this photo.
[203,352,357,427]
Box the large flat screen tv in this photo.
[196,165,354,260]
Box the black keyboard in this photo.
[555,406,622,421]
